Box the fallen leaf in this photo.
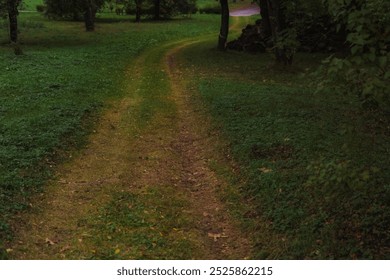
[208,233,227,242]
[60,245,71,252]
[45,238,55,246]
[259,167,273,173]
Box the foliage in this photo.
[0,0,6,18]
[274,25,299,64]
[44,0,105,20]
[146,0,197,18]
[123,0,197,18]
[175,0,197,15]
[198,3,220,14]
[36,4,45,12]
[319,0,390,109]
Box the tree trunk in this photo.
[218,0,229,51]
[7,0,18,43]
[154,0,160,20]
[259,0,271,37]
[135,0,141,22]
[267,0,291,64]
[84,2,95,32]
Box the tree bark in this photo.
[84,1,95,32]
[7,0,18,43]
[154,0,160,20]
[267,0,292,64]
[218,0,229,51]
[135,0,141,22]
[259,0,271,37]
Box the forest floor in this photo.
[5,17,253,260]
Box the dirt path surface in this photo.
[7,38,251,259]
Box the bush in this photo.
[318,0,390,110]
[36,4,46,13]
[198,4,220,14]
[125,0,197,18]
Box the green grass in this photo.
[0,12,220,247]
[85,187,202,259]
[20,0,43,11]
[179,40,390,259]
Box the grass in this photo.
[20,0,44,11]
[0,11,220,252]
[179,39,390,259]
[85,187,202,259]
[1,4,388,260]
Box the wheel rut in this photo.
[7,38,251,260]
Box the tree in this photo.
[258,0,271,37]
[218,0,229,50]
[6,0,19,43]
[83,0,97,31]
[255,0,298,64]
[153,0,160,19]
[134,0,141,22]
[129,0,196,19]
[44,0,105,31]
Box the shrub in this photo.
[198,4,220,14]
[318,0,390,110]
[36,4,46,13]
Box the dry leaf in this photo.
[60,245,71,252]
[208,233,227,242]
[259,167,272,173]
[45,238,55,246]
